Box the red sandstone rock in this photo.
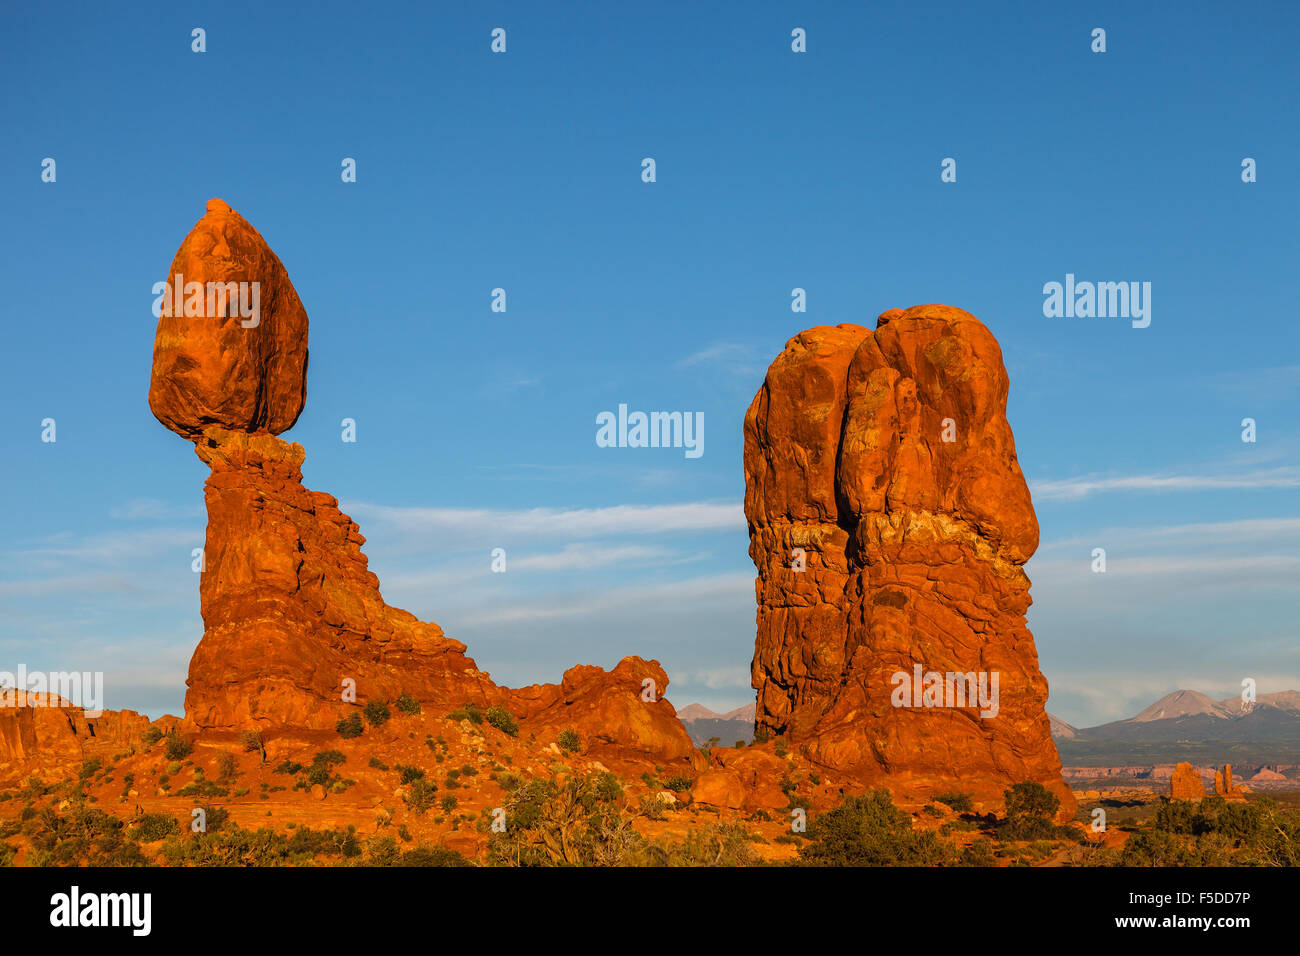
[1170,761,1207,800]
[1214,763,1246,801]
[507,658,699,772]
[149,199,308,440]
[148,201,694,774]
[744,306,1074,815]
[0,692,152,784]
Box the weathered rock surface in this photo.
[744,305,1073,814]
[0,692,151,783]
[506,658,699,771]
[150,200,694,774]
[1170,761,1207,799]
[149,198,308,440]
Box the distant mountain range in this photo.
[1052,690,1300,764]
[678,702,756,745]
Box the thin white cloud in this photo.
[456,572,753,626]
[676,342,760,367]
[346,500,745,540]
[1031,467,1300,501]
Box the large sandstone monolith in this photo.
[151,200,696,772]
[744,305,1073,813]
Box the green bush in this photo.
[132,813,181,842]
[935,791,973,813]
[1000,782,1061,841]
[798,790,952,866]
[163,730,193,761]
[239,730,263,753]
[362,701,391,727]
[141,726,163,748]
[394,693,421,716]
[403,778,438,815]
[397,764,425,784]
[557,729,580,753]
[336,714,364,738]
[486,705,519,737]
[448,704,483,724]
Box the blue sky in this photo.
[1,1,1297,727]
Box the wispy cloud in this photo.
[1030,467,1300,501]
[676,342,765,375]
[346,500,745,541]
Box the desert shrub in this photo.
[1120,829,1195,866]
[557,729,580,753]
[798,790,952,866]
[141,726,163,748]
[367,835,400,865]
[440,794,459,813]
[594,772,623,803]
[400,845,472,866]
[448,704,483,724]
[957,837,997,866]
[774,738,788,758]
[176,779,229,798]
[216,752,239,784]
[273,759,303,775]
[664,775,693,793]
[133,813,181,842]
[78,758,102,780]
[25,807,145,867]
[362,701,391,727]
[394,693,421,716]
[488,774,635,866]
[459,764,478,778]
[163,730,193,761]
[999,782,1061,841]
[486,705,519,737]
[403,778,438,815]
[239,730,263,753]
[336,714,364,738]
[304,750,347,788]
[162,824,362,866]
[935,791,974,813]
[396,764,425,784]
[369,757,389,770]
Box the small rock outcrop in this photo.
[744,306,1073,813]
[1214,763,1246,801]
[1170,761,1207,800]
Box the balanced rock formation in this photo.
[1170,761,1207,800]
[744,305,1073,813]
[152,200,695,773]
[149,198,308,440]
